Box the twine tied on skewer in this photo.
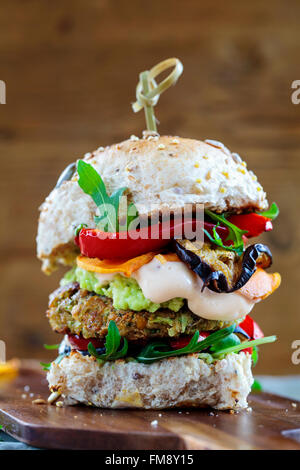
[132,57,183,132]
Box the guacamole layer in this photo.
[61,267,184,313]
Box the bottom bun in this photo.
[47,351,253,410]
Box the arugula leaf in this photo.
[80,321,276,365]
[77,160,125,232]
[104,320,121,358]
[40,362,51,371]
[212,335,276,358]
[209,333,240,354]
[257,202,279,221]
[77,160,139,232]
[43,344,60,350]
[136,325,236,363]
[88,321,128,362]
[204,210,247,256]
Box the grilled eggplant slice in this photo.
[174,240,272,293]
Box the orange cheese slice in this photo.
[239,268,281,301]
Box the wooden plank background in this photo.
[0,0,299,374]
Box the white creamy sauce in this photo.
[90,258,255,321]
[132,258,255,322]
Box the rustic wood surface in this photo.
[0,0,299,374]
[0,362,300,450]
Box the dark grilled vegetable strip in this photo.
[174,240,272,293]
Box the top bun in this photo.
[37,133,268,273]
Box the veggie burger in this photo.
[37,59,280,410]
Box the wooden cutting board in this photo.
[0,361,300,450]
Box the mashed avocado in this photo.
[61,267,184,313]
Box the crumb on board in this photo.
[32,398,47,405]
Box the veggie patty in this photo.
[47,282,237,341]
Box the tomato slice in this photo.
[170,332,210,350]
[239,315,264,340]
[68,334,105,351]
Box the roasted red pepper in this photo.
[75,212,272,260]
[76,226,169,259]
[75,219,229,260]
[227,213,272,238]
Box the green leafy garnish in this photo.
[43,344,60,350]
[137,326,276,364]
[212,335,276,358]
[209,333,241,353]
[257,202,279,221]
[136,325,236,363]
[87,321,128,362]
[204,210,247,256]
[77,160,139,232]
[41,325,275,370]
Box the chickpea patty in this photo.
[47,282,236,341]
